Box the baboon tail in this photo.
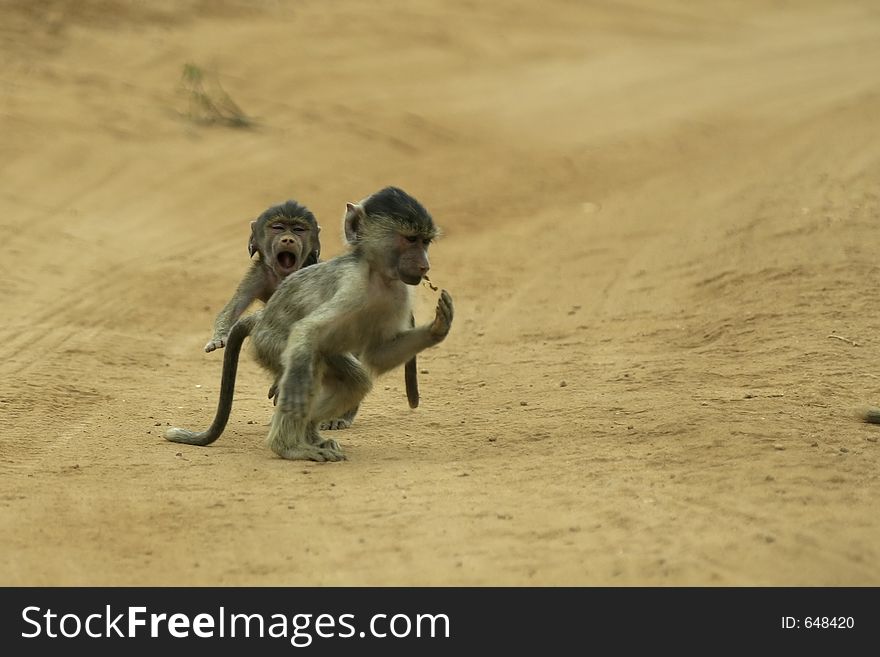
[405,356,419,409]
[165,316,255,446]
[404,312,419,409]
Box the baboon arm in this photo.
[364,326,438,375]
[207,263,269,351]
[367,289,453,375]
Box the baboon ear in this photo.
[248,220,258,258]
[343,203,366,244]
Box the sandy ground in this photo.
[1,0,878,586]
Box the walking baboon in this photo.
[166,186,453,461]
[203,200,321,353]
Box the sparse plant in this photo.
[179,63,253,128]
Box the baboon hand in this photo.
[204,337,226,353]
[429,289,454,341]
[268,382,278,405]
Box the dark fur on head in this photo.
[362,187,436,236]
[249,200,320,265]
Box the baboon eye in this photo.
[271,223,284,231]
[294,224,309,232]
[404,235,418,243]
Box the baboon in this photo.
[166,186,453,462]
[203,200,321,353]
[203,199,420,427]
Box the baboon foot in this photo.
[317,437,341,451]
[318,406,358,431]
[320,417,353,431]
[272,443,346,462]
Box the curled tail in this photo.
[165,314,256,446]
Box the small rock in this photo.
[773,444,785,450]
[560,381,567,387]
[520,401,528,406]
[839,446,849,453]
[420,369,429,374]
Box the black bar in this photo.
[1,587,875,654]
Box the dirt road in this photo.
[1,0,878,585]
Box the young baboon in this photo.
[203,200,321,353]
[204,199,420,428]
[166,186,453,462]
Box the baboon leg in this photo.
[267,345,360,461]
[266,412,344,462]
[315,354,370,431]
[313,354,372,421]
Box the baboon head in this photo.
[343,187,437,286]
[249,200,321,278]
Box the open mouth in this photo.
[276,250,298,272]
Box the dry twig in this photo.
[827,334,860,347]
